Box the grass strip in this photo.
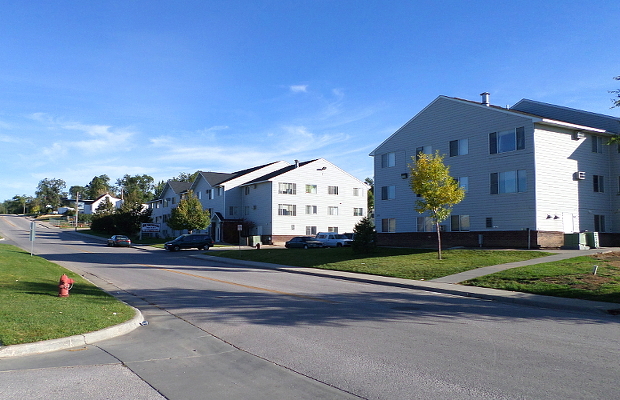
[0,243,134,346]
[209,247,552,280]
[463,253,620,304]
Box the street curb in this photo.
[193,254,620,317]
[0,307,144,358]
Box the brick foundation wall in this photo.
[377,230,566,249]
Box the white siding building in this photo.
[371,94,620,248]
[149,159,368,244]
[241,159,368,243]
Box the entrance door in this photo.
[562,213,575,233]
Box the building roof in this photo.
[242,160,317,185]
[370,95,614,156]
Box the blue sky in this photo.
[1,0,619,201]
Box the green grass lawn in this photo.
[463,253,620,304]
[0,243,135,346]
[209,247,552,281]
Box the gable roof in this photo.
[512,99,620,134]
[162,181,192,198]
[370,95,611,156]
[194,162,284,187]
[242,160,318,185]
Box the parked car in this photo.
[107,235,131,247]
[285,236,324,249]
[315,232,353,247]
[164,234,214,251]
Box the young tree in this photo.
[365,177,374,215]
[167,191,211,233]
[351,216,377,254]
[409,151,465,259]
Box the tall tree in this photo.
[409,151,465,259]
[35,178,66,212]
[86,175,112,199]
[167,190,211,233]
[116,174,155,203]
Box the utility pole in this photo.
[74,192,79,231]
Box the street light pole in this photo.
[75,192,79,231]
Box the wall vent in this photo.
[575,171,586,180]
[572,131,586,140]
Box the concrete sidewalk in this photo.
[430,247,620,283]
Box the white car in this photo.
[315,232,353,247]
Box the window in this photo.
[328,206,339,215]
[197,191,202,200]
[490,170,527,194]
[328,186,339,195]
[449,139,469,157]
[218,187,223,196]
[306,184,317,194]
[328,227,338,233]
[244,186,250,195]
[486,217,493,228]
[229,206,238,216]
[489,127,525,154]
[206,189,213,200]
[415,145,432,160]
[353,187,362,196]
[451,215,470,231]
[594,215,606,232]
[593,175,605,193]
[417,217,433,232]
[382,218,396,233]
[381,185,395,200]
[278,204,296,216]
[244,206,250,215]
[592,136,603,153]
[279,182,296,195]
[305,205,317,214]
[456,177,469,192]
[354,208,364,216]
[306,226,317,235]
[381,152,396,168]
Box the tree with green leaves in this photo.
[409,151,465,259]
[351,216,377,254]
[35,178,66,212]
[167,190,211,234]
[86,175,113,199]
[116,174,155,203]
[365,177,374,215]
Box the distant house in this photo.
[371,93,620,249]
[149,159,368,244]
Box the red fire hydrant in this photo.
[58,274,74,297]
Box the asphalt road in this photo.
[1,215,619,399]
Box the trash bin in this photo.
[563,233,589,250]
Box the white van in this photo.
[315,232,353,247]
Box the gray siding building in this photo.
[371,94,620,248]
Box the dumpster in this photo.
[585,232,600,249]
[563,233,589,250]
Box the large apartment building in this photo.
[371,94,620,248]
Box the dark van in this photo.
[164,234,214,252]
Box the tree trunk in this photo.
[435,221,442,260]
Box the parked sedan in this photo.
[107,235,131,247]
[285,236,324,249]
